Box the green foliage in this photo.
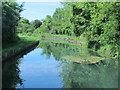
[36,2,119,56]
[2,2,23,44]
[3,36,39,55]
[52,6,74,35]
[84,2,120,55]
[33,15,52,35]
[38,40,88,60]
[60,59,118,88]
[17,18,36,35]
[31,19,42,29]
[5,1,118,58]
[17,18,42,36]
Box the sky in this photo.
[17,2,63,21]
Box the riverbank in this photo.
[39,33,88,47]
[2,36,39,61]
[18,33,118,59]
[18,33,88,47]
[39,34,118,59]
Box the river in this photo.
[2,40,118,88]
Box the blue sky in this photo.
[17,2,62,21]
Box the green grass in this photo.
[17,33,32,36]
[19,33,88,45]
[40,33,87,41]
[39,39,82,47]
[2,36,39,55]
[38,33,88,47]
[19,32,88,47]
[19,36,39,41]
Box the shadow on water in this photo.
[2,42,39,89]
[2,58,23,88]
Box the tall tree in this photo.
[2,2,23,44]
[17,18,36,34]
[31,19,42,29]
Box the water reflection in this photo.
[2,40,118,88]
[39,41,104,64]
[60,60,118,88]
[2,42,38,88]
[39,40,118,88]
[2,58,23,88]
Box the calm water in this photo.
[2,40,118,88]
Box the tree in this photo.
[33,1,119,56]
[2,2,23,44]
[31,19,42,29]
[17,18,35,35]
[33,15,52,34]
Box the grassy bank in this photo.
[18,33,118,59]
[40,33,87,42]
[41,34,118,59]
[34,33,88,47]
[39,39,82,48]
[2,36,39,55]
[19,33,88,47]
[19,33,87,42]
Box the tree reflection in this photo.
[3,41,118,88]
[38,40,118,88]
[2,58,23,88]
[60,59,118,88]
[38,41,88,61]
[2,41,39,88]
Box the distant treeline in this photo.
[17,18,42,35]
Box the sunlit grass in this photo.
[2,36,39,55]
[18,32,88,47]
[40,39,81,47]
[40,33,87,41]
[39,33,88,47]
